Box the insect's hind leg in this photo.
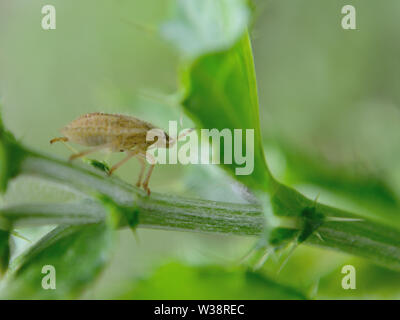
[142,164,155,196]
[50,137,69,144]
[135,156,146,187]
[69,143,112,161]
[141,152,156,196]
[108,149,140,176]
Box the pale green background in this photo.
[1,0,399,299]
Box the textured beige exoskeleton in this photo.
[50,112,189,195]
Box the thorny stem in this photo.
[16,150,265,236]
[2,149,400,271]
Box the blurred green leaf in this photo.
[278,141,400,225]
[2,223,114,299]
[181,33,273,191]
[0,229,10,276]
[116,262,307,300]
[317,259,400,299]
[161,0,250,57]
[0,110,26,193]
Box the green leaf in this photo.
[317,260,400,299]
[161,0,250,57]
[279,142,400,225]
[0,229,10,276]
[0,111,26,193]
[1,223,114,299]
[161,0,271,190]
[116,262,307,300]
[180,33,273,191]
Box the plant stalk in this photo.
[0,149,398,271]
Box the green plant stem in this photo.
[0,199,264,236]
[1,149,400,271]
[17,150,265,236]
[307,203,400,271]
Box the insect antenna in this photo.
[168,128,195,148]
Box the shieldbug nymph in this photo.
[50,112,192,195]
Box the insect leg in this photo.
[108,149,139,176]
[50,137,69,144]
[69,143,112,161]
[142,152,156,195]
[142,164,155,196]
[135,156,146,187]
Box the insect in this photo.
[50,112,191,195]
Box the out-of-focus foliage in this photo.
[0,229,10,275]
[2,224,114,299]
[161,0,250,57]
[317,261,400,299]
[0,109,26,193]
[116,262,307,300]
[253,0,400,222]
[256,244,400,299]
[0,0,399,300]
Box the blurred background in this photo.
[0,0,399,299]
